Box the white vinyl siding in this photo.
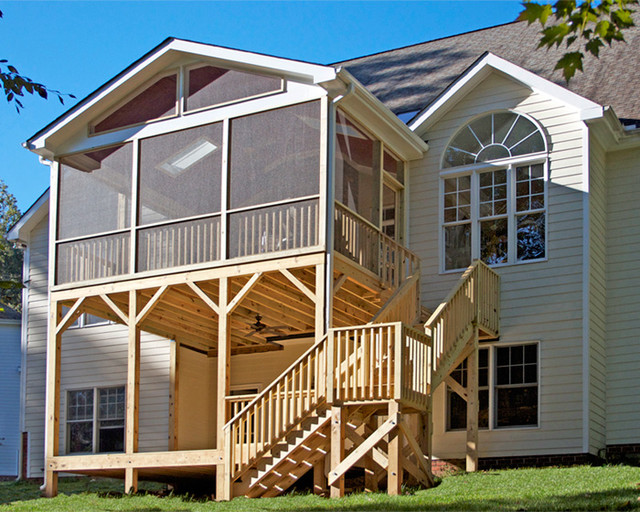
[588,133,607,454]
[410,72,586,458]
[605,147,640,446]
[23,215,171,477]
[0,321,21,476]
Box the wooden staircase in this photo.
[222,260,499,499]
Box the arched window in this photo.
[441,111,547,271]
[443,112,546,168]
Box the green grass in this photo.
[0,465,639,511]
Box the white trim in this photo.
[581,123,590,454]
[409,53,602,133]
[7,190,50,244]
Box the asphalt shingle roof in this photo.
[0,303,21,320]
[337,19,640,121]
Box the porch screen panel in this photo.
[228,199,318,259]
[57,232,130,284]
[93,74,177,134]
[138,122,223,225]
[186,65,282,112]
[137,215,221,272]
[229,101,321,210]
[58,143,133,240]
[335,111,377,224]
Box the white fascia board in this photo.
[7,189,49,244]
[169,39,336,83]
[332,68,429,159]
[409,52,603,133]
[28,38,336,152]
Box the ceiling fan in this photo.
[244,314,290,341]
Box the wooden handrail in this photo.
[334,203,420,289]
[424,260,499,387]
[368,272,420,325]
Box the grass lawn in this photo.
[0,465,639,511]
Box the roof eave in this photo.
[408,52,603,134]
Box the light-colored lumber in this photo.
[169,340,179,451]
[99,293,129,324]
[387,402,402,495]
[328,412,399,486]
[136,285,169,324]
[445,375,468,401]
[466,330,479,472]
[216,277,231,501]
[280,268,317,304]
[186,281,220,315]
[399,419,433,487]
[330,406,345,498]
[55,297,85,334]
[125,289,140,493]
[44,301,62,498]
[227,272,262,314]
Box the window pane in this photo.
[84,314,108,326]
[447,388,489,430]
[444,224,471,271]
[480,218,508,264]
[93,74,177,134]
[231,101,320,210]
[99,423,124,452]
[186,65,281,112]
[496,386,538,427]
[58,144,132,240]
[99,387,125,420]
[68,421,93,453]
[517,212,545,261]
[335,111,377,223]
[383,150,402,181]
[504,116,541,151]
[139,123,223,225]
[68,389,93,421]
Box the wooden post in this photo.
[315,263,325,342]
[216,277,231,501]
[168,339,179,451]
[387,400,403,495]
[313,456,327,496]
[44,300,62,498]
[364,415,378,493]
[125,290,140,494]
[466,329,479,473]
[330,406,345,498]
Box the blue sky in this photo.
[0,0,525,211]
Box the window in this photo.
[446,343,538,431]
[441,112,547,272]
[61,306,111,329]
[443,163,546,271]
[67,386,125,453]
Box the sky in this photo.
[0,0,525,212]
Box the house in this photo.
[0,304,21,478]
[8,18,640,499]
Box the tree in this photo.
[0,180,23,312]
[519,0,638,81]
[0,10,74,111]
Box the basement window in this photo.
[446,343,538,431]
[66,386,125,453]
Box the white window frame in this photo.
[439,154,548,274]
[65,385,126,454]
[444,341,541,432]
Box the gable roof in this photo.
[337,19,640,122]
[0,303,21,321]
[27,38,337,154]
[408,52,602,132]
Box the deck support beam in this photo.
[330,406,345,498]
[125,290,141,494]
[216,277,232,501]
[44,300,62,498]
[466,328,479,472]
[387,401,403,495]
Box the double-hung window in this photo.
[441,112,547,272]
[446,343,539,430]
[67,386,125,453]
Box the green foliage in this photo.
[0,10,75,112]
[519,0,638,81]
[0,179,23,312]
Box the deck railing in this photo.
[224,322,433,479]
[425,260,500,386]
[334,203,419,289]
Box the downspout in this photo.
[324,80,354,333]
[16,242,29,481]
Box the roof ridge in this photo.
[330,19,525,65]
